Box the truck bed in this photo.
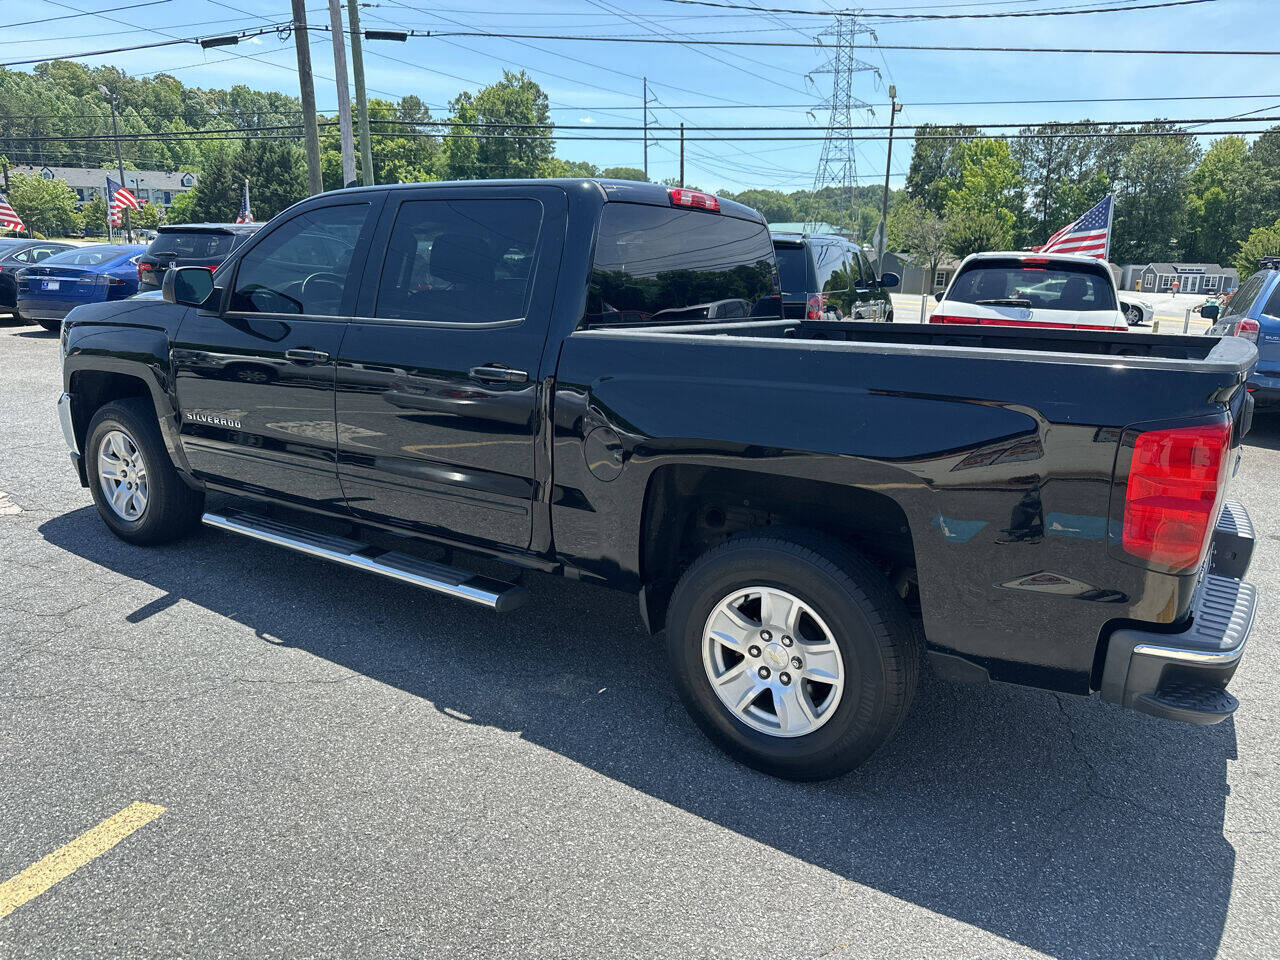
[592,318,1246,368]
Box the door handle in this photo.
[469,365,529,384]
[285,348,330,363]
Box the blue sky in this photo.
[2,0,1275,193]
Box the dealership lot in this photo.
[2,320,1279,958]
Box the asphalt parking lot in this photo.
[2,319,1278,959]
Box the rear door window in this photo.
[1263,278,1280,320]
[584,203,780,325]
[374,197,542,324]
[1223,272,1267,319]
[948,259,1117,311]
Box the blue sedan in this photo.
[16,243,147,332]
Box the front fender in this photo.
[63,317,194,482]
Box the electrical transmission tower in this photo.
[808,13,879,232]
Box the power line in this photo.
[6,0,172,30]
[10,22,1280,68]
[656,0,1217,18]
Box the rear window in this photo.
[948,259,1117,311]
[584,203,780,325]
[43,245,134,266]
[774,244,811,297]
[1223,271,1267,319]
[148,230,237,259]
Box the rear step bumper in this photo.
[202,510,527,612]
[1100,499,1256,725]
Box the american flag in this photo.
[1036,194,1113,259]
[107,177,142,226]
[0,193,24,233]
[236,179,253,224]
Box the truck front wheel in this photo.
[665,529,920,780]
[85,399,204,545]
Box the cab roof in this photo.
[322,178,765,223]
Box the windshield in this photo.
[774,245,811,297]
[42,245,136,267]
[148,230,237,259]
[948,259,1116,311]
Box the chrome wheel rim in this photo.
[97,429,148,521]
[702,586,845,738]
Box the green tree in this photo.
[1234,218,1280,278]
[80,195,109,237]
[1183,136,1263,264]
[941,139,1021,257]
[888,196,948,310]
[1111,127,1199,264]
[725,189,797,223]
[166,188,198,224]
[539,158,599,178]
[6,172,80,237]
[435,71,553,181]
[904,125,978,216]
[600,166,648,182]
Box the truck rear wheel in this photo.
[86,398,204,545]
[665,529,920,780]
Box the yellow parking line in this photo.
[0,801,165,919]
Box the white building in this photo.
[10,165,197,208]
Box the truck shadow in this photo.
[39,506,1236,960]
[1243,410,1280,451]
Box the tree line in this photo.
[890,121,1280,277]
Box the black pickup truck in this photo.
[57,179,1259,780]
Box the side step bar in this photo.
[202,510,527,612]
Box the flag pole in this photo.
[1103,193,1114,262]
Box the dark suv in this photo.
[136,223,260,291]
[770,230,898,321]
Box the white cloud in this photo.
[578,116,594,124]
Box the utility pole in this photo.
[877,84,903,265]
[291,0,324,195]
[679,123,684,187]
[347,0,375,186]
[99,85,131,243]
[328,0,357,188]
[642,77,648,180]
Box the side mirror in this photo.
[879,272,900,289]
[163,265,216,308]
[934,291,944,303]
[1201,302,1220,321]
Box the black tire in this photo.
[85,398,204,545]
[665,528,921,781]
[37,318,61,333]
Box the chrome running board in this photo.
[202,510,527,612]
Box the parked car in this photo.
[0,238,75,319]
[58,179,1258,780]
[771,230,897,321]
[932,252,1127,331]
[136,223,260,291]
[1205,256,1280,407]
[16,243,145,332]
[1117,294,1153,326]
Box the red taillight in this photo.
[928,313,976,324]
[806,294,823,320]
[1235,317,1260,343]
[668,188,720,212]
[1122,421,1231,572]
[138,262,152,282]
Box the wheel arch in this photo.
[638,463,918,634]
[66,354,197,488]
